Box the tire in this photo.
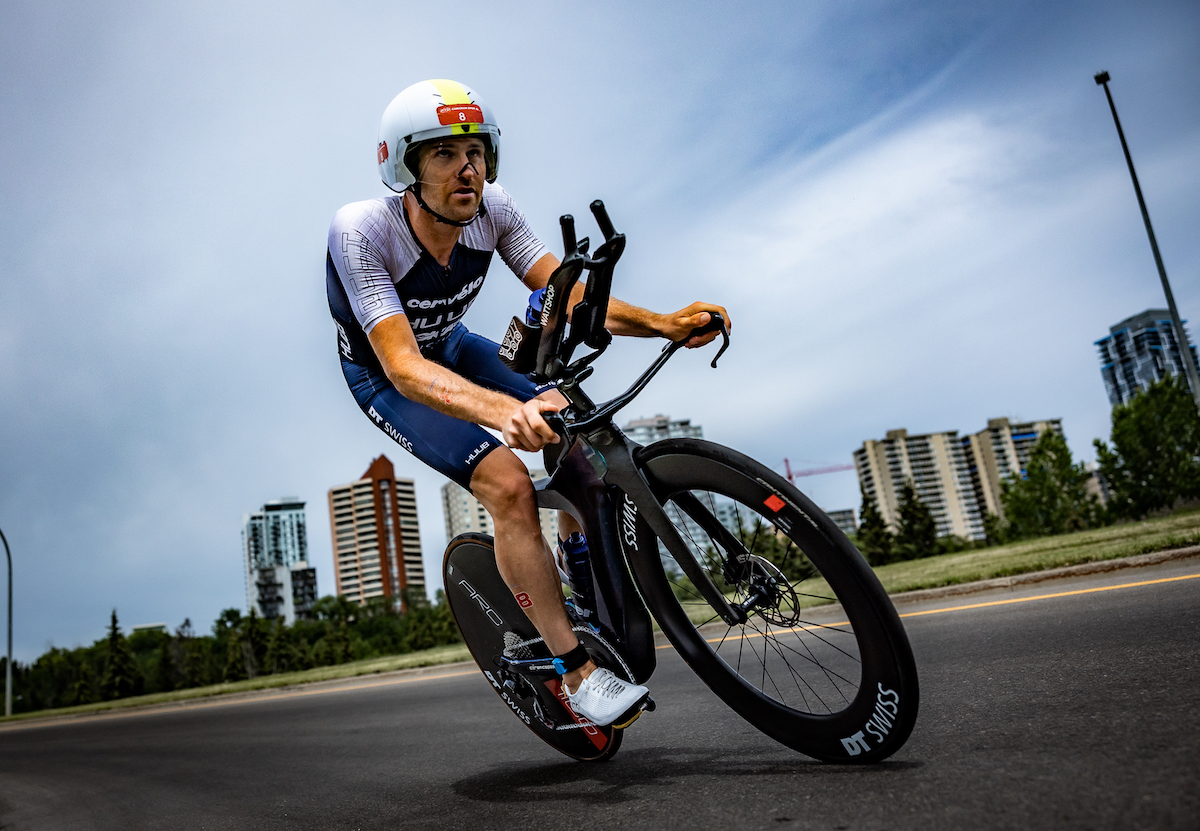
[443,533,625,762]
[624,440,919,763]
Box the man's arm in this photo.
[367,314,559,451]
[522,254,731,348]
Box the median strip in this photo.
[0,667,479,733]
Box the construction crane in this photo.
[783,458,855,484]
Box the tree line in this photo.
[3,591,461,715]
[855,376,1200,566]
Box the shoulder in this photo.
[482,182,520,217]
[329,196,403,236]
[480,182,530,232]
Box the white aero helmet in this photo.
[377,79,501,192]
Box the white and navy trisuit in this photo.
[326,183,552,487]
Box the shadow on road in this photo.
[452,746,923,805]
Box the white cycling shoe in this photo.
[564,667,650,728]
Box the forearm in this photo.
[603,296,665,338]
[562,281,663,338]
[528,254,727,346]
[385,352,519,430]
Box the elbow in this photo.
[383,353,426,399]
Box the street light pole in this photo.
[1094,70,1200,413]
[0,525,10,717]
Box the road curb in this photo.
[0,660,481,729]
[886,545,1200,606]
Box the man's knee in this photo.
[471,451,536,516]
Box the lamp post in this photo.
[0,525,10,717]
[1094,70,1200,413]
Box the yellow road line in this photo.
[0,669,478,733]
[656,571,1200,648]
[896,572,1200,619]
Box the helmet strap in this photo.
[410,182,486,228]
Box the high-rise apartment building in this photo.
[623,414,703,445]
[621,414,733,546]
[854,429,984,541]
[1096,309,1198,406]
[242,498,317,624]
[961,418,1063,521]
[328,455,424,609]
[826,509,858,538]
[442,469,559,543]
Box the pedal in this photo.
[612,694,655,730]
[612,710,642,730]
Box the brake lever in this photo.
[679,312,730,368]
[542,410,573,445]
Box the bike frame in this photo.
[523,202,740,684]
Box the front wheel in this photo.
[624,440,919,763]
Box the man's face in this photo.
[414,136,488,222]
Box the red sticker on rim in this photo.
[764,495,786,513]
[437,103,484,125]
[377,141,388,164]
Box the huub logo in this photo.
[335,321,352,360]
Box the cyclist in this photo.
[326,79,729,727]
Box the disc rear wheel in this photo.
[443,533,625,762]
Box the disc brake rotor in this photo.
[742,556,801,626]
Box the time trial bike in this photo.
[443,201,918,763]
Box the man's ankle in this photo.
[562,660,597,694]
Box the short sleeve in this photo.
[486,185,551,279]
[328,200,407,333]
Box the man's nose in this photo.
[456,159,480,179]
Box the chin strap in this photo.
[410,162,488,227]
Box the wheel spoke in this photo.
[754,620,860,692]
[656,482,866,716]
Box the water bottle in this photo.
[526,287,546,327]
[560,532,596,622]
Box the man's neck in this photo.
[403,190,462,266]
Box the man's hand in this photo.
[503,398,562,452]
[659,302,732,348]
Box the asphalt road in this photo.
[1,560,1197,830]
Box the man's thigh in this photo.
[351,373,504,489]
[442,328,556,400]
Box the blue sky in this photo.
[1,0,1197,660]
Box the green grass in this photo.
[0,643,472,724]
[870,507,1200,595]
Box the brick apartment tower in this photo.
[328,455,424,610]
